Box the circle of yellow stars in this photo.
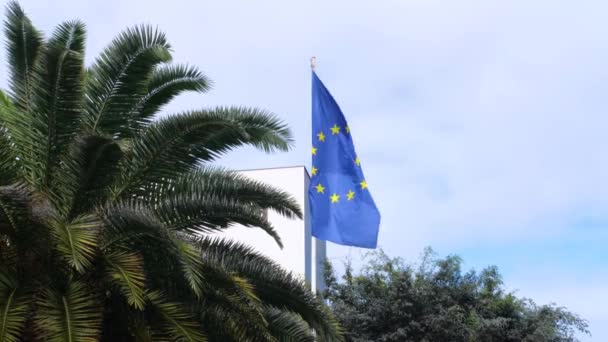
[311,123,368,204]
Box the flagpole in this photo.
[310,56,316,70]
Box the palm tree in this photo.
[0,2,343,341]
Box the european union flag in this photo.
[309,71,380,248]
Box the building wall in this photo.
[215,166,326,293]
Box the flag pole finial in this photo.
[310,56,316,70]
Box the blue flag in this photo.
[308,71,380,248]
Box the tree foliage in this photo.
[324,248,589,342]
[0,2,343,341]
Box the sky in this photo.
[1,0,607,340]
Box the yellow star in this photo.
[330,193,340,203]
[355,157,361,166]
[312,146,317,155]
[360,180,368,190]
[347,190,355,201]
[311,166,318,176]
[345,125,351,134]
[331,124,340,135]
[315,183,325,194]
[317,131,326,142]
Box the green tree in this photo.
[324,248,588,342]
[0,2,343,341]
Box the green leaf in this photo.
[197,237,344,342]
[49,214,100,273]
[0,184,31,245]
[101,204,205,297]
[1,18,85,191]
[199,299,276,342]
[0,89,11,107]
[50,134,123,218]
[0,272,29,342]
[125,64,211,135]
[174,240,205,299]
[147,291,207,342]
[265,306,315,342]
[3,1,44,110]
[0,124,18,185]
[112,107,293,198]
[159,194,284,247]
[35,281,102,342]
[105,250,147,310]
[165,168,301,218]
[32,20,86,187]
[82,25,171,135]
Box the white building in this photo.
[218,166,327,294]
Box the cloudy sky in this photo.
[2,0,607,340]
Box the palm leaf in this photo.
[199,299,276,342]
[162,168,301,219]
[50,135,123,218]
[3,1,44,110]
[0,91,18,185]
[159,194,284,247]
[175,240,205,298]
[147,291,207,342]
[31,20,86,187]
[111,107,293,198]
[196,237,344,342]
[49,214,100,273]
[0,185,53,278]
[265,306,315,342]
[35,280,102,342]
[125,64,211,135]
[82,25,171,135]
[101,204,205,297]
[0,86,49,187]
[0,184,31,245]
[104,250,147,310]
[0,124,18,185]
[0,272,29,342]
[0,89,11,106]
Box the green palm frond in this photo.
[175,240,205,298]
[82,25,171,135]
[0,184,31,245]
[0,124,18,185]
[147,291,207,342]
[112,107,293,198]
[3,1,44,110]
[0,85,48,187]
[51,135,123,217]
[0,272,29,342]
[101,204,205,297]
[134,168,301,247]
[31,20,86,187]
[166,168,301,219]
[101,203,173,250]
[0,184,52,276]
[159,194,284,247]
[105,250,146,310]
[199,300,276,342]
[0,89,11,106]
[265,306,315,342]
[125,64,211,135]
[197,237,345,342]
[35,281,102,342]
[49,214,100,273]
